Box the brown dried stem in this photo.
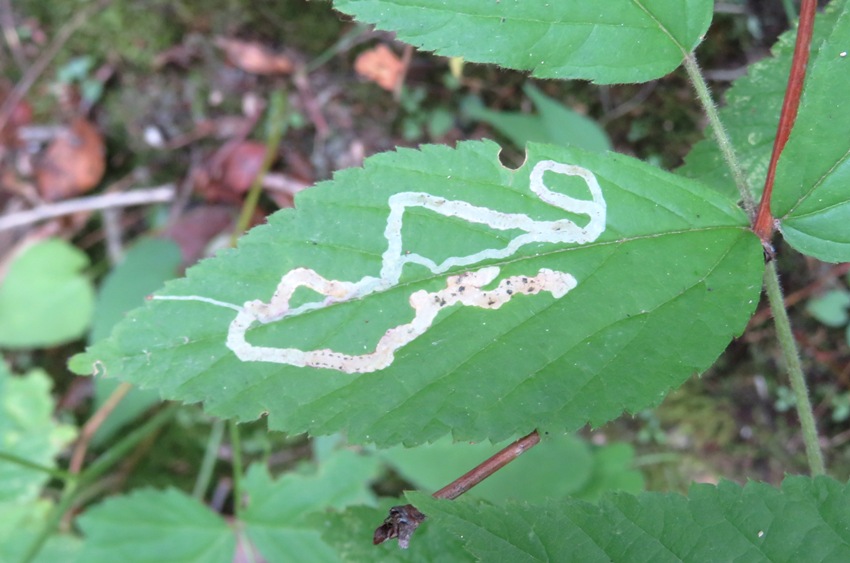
[68,382,133,474]
[432,430,541,500]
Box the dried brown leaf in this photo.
[35,117,105,201]
[354,44,404,91]
[215,37,294,75]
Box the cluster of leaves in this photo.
[3,0,850,560]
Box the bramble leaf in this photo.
[241,450,380,561]
[77,488,234,563]
[70,141,762,447]
[773,0,850,262]
[679,3,841,201]
[410,476,850,562]
[0,362,78,559]
[315,500,473,562]
[0,239,95,348]
[332,0,713,84]
[77,450,379,562]
[462,83,611,153]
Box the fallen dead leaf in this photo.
[215,37,294,75]
[35,117,105,201]
[194,140,270,203]
[221,141,267,193]
[354,44,404,92]
[163,205,235,266]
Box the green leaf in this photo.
[463,84,611,153]
[0,365,75,508]
[77,488,234,563]
[241,450,380,562]
[0,239,95,348]
[90,237,181,445]
[90,237,183,342]
[332,0,713,84]
[315,500,473,562]
[71,141,762,447]
[77,448,379,562]
[773,0,850,262]
[806,289,850,327]
[0,362,77,558]
[679,4,842,200]
[378,433,642,503]
[409,476,850,562]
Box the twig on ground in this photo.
[0,0,28,71]
[0,185,175,232]
[392,44,414,101]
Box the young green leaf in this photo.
[70,141,762,447]
[332,0,713,84]
[77,449,379,562]
[241,450,380,561]
[0,362,77,558]
[77,489,234,563]
[773,0,850,262]
[0,239,95,348]
[462,83,611,153]
[410,476,850,562]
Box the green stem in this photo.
[19,482,78,563]
[781,0,798,23]
[229,421,244,517]
[18,405,179,563]
[763,261,825,475]
[193,418,225,500]
[81,405,179,485]
[0,451,70,481]
[306,22,371,73]
[230,91,288,247]
[682,53,756,219]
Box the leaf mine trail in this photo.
[155,159,607,373]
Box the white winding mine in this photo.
[155,159,607,373]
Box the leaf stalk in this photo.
[763,261,825,475]
[682,53,755,218]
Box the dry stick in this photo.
[374,430,541,547]
[68,382,133,474]
[0,0,28,71]
[0,0,112,132]
[432,430,541,500]
[0,185,175,231]
[392,44,414,101]
[752,0,817,242]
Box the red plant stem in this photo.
[753,0,818,241]
[432,430,541,500]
